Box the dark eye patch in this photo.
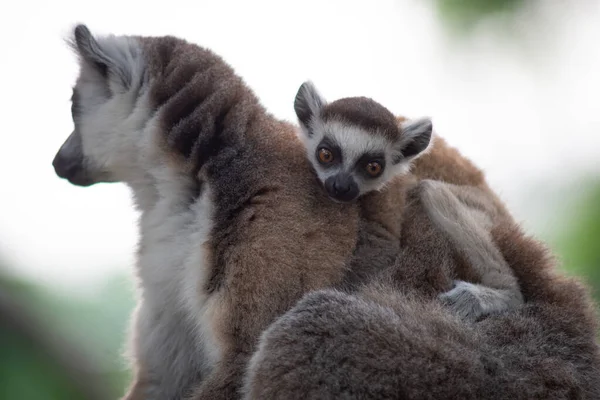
[316,137,343,167]
[355,152,386,178]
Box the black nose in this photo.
[53,152,81,180]
[53,152,95,187]
[53,131,86,180]
[52,131,96,187]
[333,179,351,194]
[325,174,360,202]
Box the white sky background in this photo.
[0,0,598,296]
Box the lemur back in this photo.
[244,211,600,399]
[54,26,359,400]
[293,81,523,321]
[243,115,600,399]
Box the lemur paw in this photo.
[439,280,519,322]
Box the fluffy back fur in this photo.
[244,182,600,399]
[54,25,360,400]
[292,83,522,321]
[335,129,523,322]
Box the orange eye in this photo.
[318,148,334,163]
[366,161,383,177]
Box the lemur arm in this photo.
[419,180,524,321]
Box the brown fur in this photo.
[322,96,401,140]
[128,36,361,400]
[339,124,522,320]
[376,179,522,311]
[58,26,362,400]
[244,185,600,399]
[243,116,598,398]
[187,119,360,400]
[59,26,596,400]
[174,89,510,396]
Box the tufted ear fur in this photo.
[70,24,141,91]
[294,81,326,136]
[392,117,433,163]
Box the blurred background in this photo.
[0,0,599,398]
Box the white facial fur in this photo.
[301,118,413,195]
[72,35,148,184]
[55,26,221,398]
[294,81,433,200]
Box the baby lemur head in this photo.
[294,81,433,203]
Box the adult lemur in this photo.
[293,81,523,321]
[53,25,360,400]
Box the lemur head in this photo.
[53,24,146,186]
[294,81,433,203]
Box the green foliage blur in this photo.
[550,181,600,303]
[0,272,133,399]
[430,0,526,33]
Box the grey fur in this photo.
[59,27,219,398]
[439,280,522,321]
[420,180,524,321]
[54,25,360,400]
[294,81,325,130]
[244,196,600,399]
[294,81,521,321]
[70,24,144,89]
[54,26,600,400]
[397,117,434,160]
[338,179,523,324]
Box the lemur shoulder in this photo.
[53,26,360,400]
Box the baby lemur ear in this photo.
[394,117,433,162]
[294,81,326,135]
[70,24,135,89]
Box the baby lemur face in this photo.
[294,81,433,203]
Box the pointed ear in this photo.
[393,117,433,163]
[72,24,111,78]
[294,81,326,134]
[71,24,136,89]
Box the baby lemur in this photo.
[293,81,524,321]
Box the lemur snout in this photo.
[325,174,359,202]
[53,131,94,187]
[333,178,351,194]
[53,151,78,179]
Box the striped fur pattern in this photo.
[54,25,359,400]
